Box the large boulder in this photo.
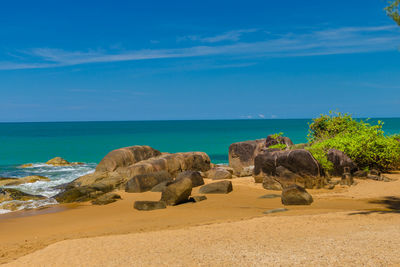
[125,171,172,193]
[206,167,232,180]
[117,152,211,181]
[265,135,294,149]
[0,175,50,187]
[327,149,358,176]
[281,184,313,205]
[96,145,161,172]
[199,180,233,194]
[254,149,324,189]
[176,171,204,187]
[160,178,193,206]
[229,139,266,176]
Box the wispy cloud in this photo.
[180,29,258,43]
[1,25,399,71]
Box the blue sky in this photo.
[1,0,400,122]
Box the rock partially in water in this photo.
[0,175,50,187]
[0,188,46,203]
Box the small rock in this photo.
[20,163,33,168]
[199,181,233,194]
[46,157,71,166]
[160,178,193,206]
[281,185,313,205]
[240,166,254,177]
[262,176,283,191]
[263,208,288,214]
[125,171,172,193]
[134,201,167,211]
[207,167,232,180]
[353,170,368,178]
[258,194,281,199]
[91,193,121,205]
[190,195,207,202]
[326,184,336,190]
[370,169,381,176]
[176,171,204,187]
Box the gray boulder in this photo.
[160,178,193,206]
[281,184,313,205]
[176,171,204,187]
[125,171,172,193]
[199,181,233,194]
[134,201,167,211]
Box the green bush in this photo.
[306,112,400,172]
[268,143,287,150]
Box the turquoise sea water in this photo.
[1,118,400,213]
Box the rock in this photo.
[96,145,161,172]
[354,170,368,178]
[258,194,281,199]
[263,208,288,214]
[134,201,167,211]
[0,175,50,187]
[240,166,254,177]
[54,185,112,203]
[370,169,381,176]
[254,149,324,189]
[20,163,33,168]
[265,135,294,148]
[160,178,193,206]
[327,149,358,176]
[367,174,383,181]
[117,152,211,181]
[207,167,232,180]
[340,173,354,186]
[262,176,283,190]
[125,171,172,193]
[190,195,207,202]
[176,171,204,187]
[199,181,233,194]
[0,188,45,203]
[229,139,266,176]
[46,157,71,166]
[60,146,211,203]
[281,185,313,205]
[91,193,121,205]
[326,184,336,190]
[151,181,170,192]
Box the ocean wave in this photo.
[0,198,58,214]
[0,162,96,214]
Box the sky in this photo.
[0,0,400,122]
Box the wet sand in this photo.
[1,175,400,266]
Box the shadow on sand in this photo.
[349,196,400,215]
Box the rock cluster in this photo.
[254,149,325,190]
[0,175,50,187]
[55,145,212,204]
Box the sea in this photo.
[1,118,400,214]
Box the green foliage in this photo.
[305,145,334,173]
[385,0,400,26]
[307,112,400,172]
[269,143,287,150]
[270,132,283,139]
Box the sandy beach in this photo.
[2,174,400,266]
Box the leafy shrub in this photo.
[307,112,400,172]
[269,143,287,150]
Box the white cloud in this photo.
[1,25,399,71]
